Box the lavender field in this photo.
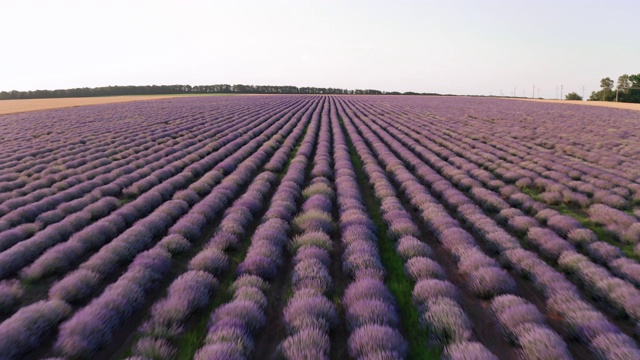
[1,95,640,360]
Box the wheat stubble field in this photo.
[1,95,640,360]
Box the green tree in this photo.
[617,74,631,92]
[600,77,614,101]
[565,92,582,100]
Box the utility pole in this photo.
[560,85,563,100]
[532,85,535,99]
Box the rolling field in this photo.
[1,95,640,360]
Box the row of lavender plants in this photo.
[0,97,319,359]
[192,98,323,359]
[360,99,640,294]
[0,97,297,276]
[50,98,319,359]
[0,116,300,332]
[353,97,640,330]
[366,97,640,211]
[0,97,278,203]
[336,100,502,358]
[340,96,640,358]
[329,98,409,359]
[0,97,278,177]
[0,97,308,315]
[278,102,338,359]
[127,97,317,359]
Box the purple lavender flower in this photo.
[405,256,445,281]
[49,269,101,303]
[421,297,472,343]
[294,246,331,267]
[396,235,433,260]
[291,231,333,252]
[194,343,246,360]
[281,326,330,360]
[467,266,516,298]
[347,324,408,359]
[546,215,582,236]
[0,279,23,313]
[345,298,399,330]
[189,247,229,275]
[443,341,498,360]
[517,324,572,360]
[132,337,177,360]
[412,279,458,310]
[293,210,334,233]
[0,299,71,360]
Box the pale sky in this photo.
[1,0,638,98]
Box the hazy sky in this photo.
[2,0,638,98]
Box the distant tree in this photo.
[565,92,582,101]
[0,84,443,100]
[600,77,614,101]
[617,74,631,92]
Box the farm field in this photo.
[1,95,640,360]
[0,95,228,115]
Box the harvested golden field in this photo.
[509,98,640,111]
[0,95,196,115]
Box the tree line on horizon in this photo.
[587,73,640,103]
[0,84,441,100]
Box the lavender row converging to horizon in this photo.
[1,95,640,360]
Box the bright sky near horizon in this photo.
[2,0,638,98]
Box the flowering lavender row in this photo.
[588,204,640,244]
[51,99,321,359]
[337,99,512,359]
[0,99,266,206]
[337,105,502,357]
[351,99,640,330]
[193,99,323,360]
[348,99,634,273]
[490,295,571,359]
[128,100,318,359]
[0,99,297,259]
[340,97,639,357]
[0,99,296,258]
[329,98,409,359]
[358,97,639,210]
[0,104,239,205]
[372,107,640,291]
[364,100,639,256]
[0,99,308,284]
[339,99,516,300]
[2,95,640,358]
[0,97,298,234]
[0,98,315,359]
[0,299,71,360]
[357,96,634,212]
[0,97,289,179]
[280,104,337,360]
[433,99,639,195]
